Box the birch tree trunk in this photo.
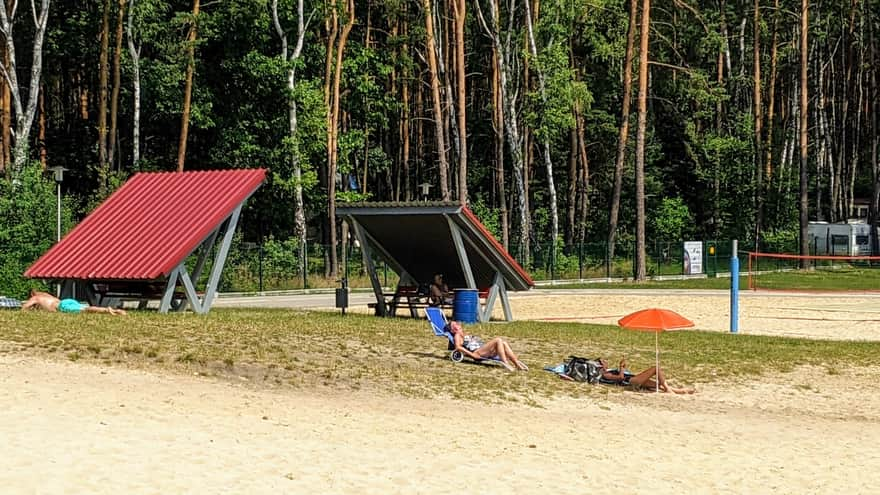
[634,0,651,281]
[524,0,559,250]
[271,0,308,274]
[492,40,509,250]
[0,0,51,174]
[476,0,528,262]
[607,0,637,269]
[177,0,200,172]
[126,0,141,168]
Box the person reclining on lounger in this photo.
[447,321,528,371]
[21,289,126,315]
[598,357,694,394]
[429,273,453,305]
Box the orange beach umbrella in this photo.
[618,308,694,392]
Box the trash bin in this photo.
[452,289,479,323]
[335,278,349,315]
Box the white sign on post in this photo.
[683,241,703,275]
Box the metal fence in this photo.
[217,237,757,292]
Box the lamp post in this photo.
[48,166,67,297]
[48,166,67,243]
[418,182,433,202]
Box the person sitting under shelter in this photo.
[21,289,126,315]
[448,321,528,371]
[429,273,453,305]
[598,357,693,394]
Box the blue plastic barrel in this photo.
[453,289,479,323]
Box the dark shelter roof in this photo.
[26,169,266,281]
[336,202,533,291]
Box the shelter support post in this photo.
[480,272,512,322]
[158,205,242,314]
[446,215,476,289]
[350,218,387,316]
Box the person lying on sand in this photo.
[447,321,528,371]
[598,357,694,394]
[21,290,126,315]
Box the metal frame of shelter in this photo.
[337,202,533,322]
[27,169,266,314]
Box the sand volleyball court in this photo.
[503,289,880,341]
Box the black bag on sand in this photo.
[564,356,603,383]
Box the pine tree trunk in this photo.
[452,0,467,204]
[326,0,354,278]
[108,0,126,169]
[97,0,111,176]
[608,0,637,269]
[1,42,10,173]
[424,0,450,200]
[576,108,589,246]
[493,42,509,250]
[633,0,651,281]
[177,0,200,172]
[763,0,779,192]
[401,21,411,201]
[753,0,763,247]
[798,0,809,262]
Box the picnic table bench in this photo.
[91,282,198,309]
[369,285,489,318]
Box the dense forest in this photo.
[1,0,878,284]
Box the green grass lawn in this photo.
[2,309,877,403]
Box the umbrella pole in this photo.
[655,331,659,393]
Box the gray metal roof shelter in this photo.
[337,202,534,321]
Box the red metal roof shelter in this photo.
[26,169,266,313]
[337,202,534,321]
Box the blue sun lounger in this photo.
[425,307,509,368]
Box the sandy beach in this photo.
[505,290,880,340]
[2,354,878,494]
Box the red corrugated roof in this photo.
[25,169,266,281]
[461,206,535,287]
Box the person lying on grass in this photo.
[447,321,528,371]
[598,357,694,394]
[21,290,127,315]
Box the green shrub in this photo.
[0,165,74,298]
